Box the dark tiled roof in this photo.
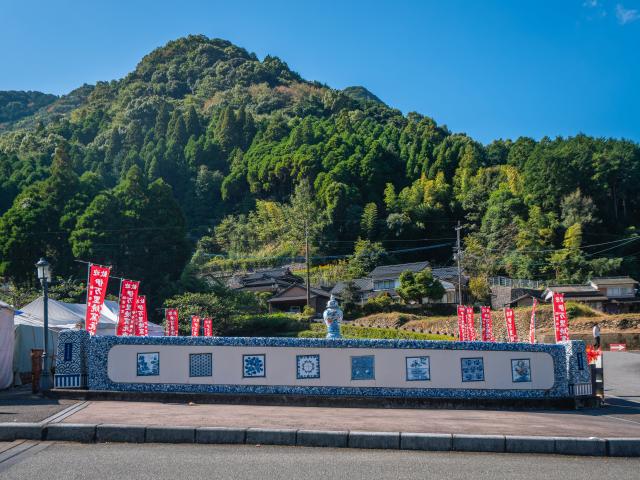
[546,285,599,294]
[330,278,374,295]
[370,261,430,279]
[268,285,331,302]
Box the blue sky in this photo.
[1,0,638,143]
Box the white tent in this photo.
[13,297,164,379]
[0,301,14,389]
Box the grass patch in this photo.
[298,323,452,340]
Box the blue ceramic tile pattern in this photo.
[562,340,591,385]
[351,355,375,380]
[189,353,212,377]
[406,356,430,381]
[243,354,265,378]
[78,333,579,399]
[296,355,320,379]
[55,330,89,375]
[63,342,73,362]
[137,352,159,376]
[511,358,532,382]
[461,357,484,382]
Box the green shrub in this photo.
[565,301,597,318]
[298,323,451,341]
[225,313,310,336]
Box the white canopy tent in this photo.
[0,301,14,389]
[13,297,164,379]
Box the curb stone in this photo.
[505,436,555,454]
[96,424,146,443]
[453,434,505,453]
[246,428,297,446]
[297,430,348,448]
[45,423,96,443]
[196,427,246,444]
[607,438,640,457]
[0,422,44,441]
[554,437,607,456]
[400,433,452,451]
[2,421,639,457]
[349,431,400,450]
[145,426,195,444]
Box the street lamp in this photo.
[35,258,52,391]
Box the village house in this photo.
[331,261,467,305]
[543,276,640,313]
[227,267,303,294]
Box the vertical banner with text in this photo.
[191,315,201,337]
[553,293,570,342]
[529,298,538,344]
[133,295,148,337]
[480,306,494,342]
[117,280,139,336]
[465,306,476,341]
[203,318,213,337]
[85,264,111,336]
[457,305,466,341]
[504,308,519,343]
[165,309,179,336]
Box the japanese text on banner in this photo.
[203,318,213,337]
[465,306,476,341]
[133,295,148,336]
[165,309,179,336]
[85,264,111,336]
[553,293,570,342]
[504,308,519,342]
[457,305,466,341]
[481,306,494,342]
[191,315,201,337]
[117,280,139,336]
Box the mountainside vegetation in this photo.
[1,35,639,314]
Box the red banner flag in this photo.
[117,280,139,336]
[457,305,466,341]
[133,295,148,337]
[165,309,179,336]
[529,298,538,344]
[203,318,213,337]
[553,293,570,342]
[481,306,494,342]
[504,307,519,342]
[84,264,111,336]
[465,306,476,341]
[191,315,201,337]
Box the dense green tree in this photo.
[396,269,445,304]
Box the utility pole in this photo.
[455,221,463,305]
[305,218,311,308]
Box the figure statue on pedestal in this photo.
[323,295,343,339]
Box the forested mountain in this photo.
[0,35,639,307]
[0,91,57,127]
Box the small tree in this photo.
[469,276,490,302]
[397,269,445,304]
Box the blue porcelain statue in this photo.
[323,295,343,339]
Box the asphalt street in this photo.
[1,443,639,480]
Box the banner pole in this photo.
[83,262,91,331]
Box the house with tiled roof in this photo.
[330,262,468,305]
[543,276,640,313]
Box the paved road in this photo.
[0,443,639,480]
[0,386,77,423]
[603,351,640,400]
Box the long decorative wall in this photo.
[55,332,592,399]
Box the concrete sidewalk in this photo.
[60,399,640,438]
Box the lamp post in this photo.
[35,258,52,391]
